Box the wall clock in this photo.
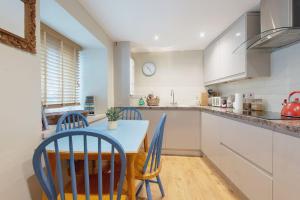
[142,62,156,76]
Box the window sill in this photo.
[45,105,85,116]
[42,113,107,139]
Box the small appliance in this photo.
[281,91,300,117]
[212,97,221,107]
[212,97,227,107]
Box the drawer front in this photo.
[220,144,273,200]
[220,117,273,173]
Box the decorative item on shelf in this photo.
[146,94,160,106]
[138,97,145,106]
[105,107,121,130]
[84,96,95,115]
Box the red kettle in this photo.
[281,91,300,117]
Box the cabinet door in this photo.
[141,110,201,151]
[201,112,221,166]
[220,117,273,173]
[140,110,167,148]
[165,110,201,150]
[273,132,300,200]
[220,144,272,200]
[204,40,221,83]
[220,16,246,79]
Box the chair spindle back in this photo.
[56,111,89,133]
[32,129,127,200]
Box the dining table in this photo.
[46,119,150,200]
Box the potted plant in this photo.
[106,107,120,129]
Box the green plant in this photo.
[106,107,121,121]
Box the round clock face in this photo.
[142,62,156,76]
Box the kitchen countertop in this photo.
[131,105,202,110]
[133,105,300,138]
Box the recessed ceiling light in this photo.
[154,35,159,41]
[235,32,241,37]
[200,32,205,38]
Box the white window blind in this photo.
[40,24,81,107]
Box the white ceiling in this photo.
[40,0,104,48]
[78,0,260,52]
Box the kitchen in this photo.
[125,0,300,199]
[1,0,300,200]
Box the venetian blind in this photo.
[40,24,81,107]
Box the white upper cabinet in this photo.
[204,13,270,85]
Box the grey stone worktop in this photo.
[132,105,300,138]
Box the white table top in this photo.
[47,119,149,154]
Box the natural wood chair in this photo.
[32,129,127,200]
[135,113,167,200]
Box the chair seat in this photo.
[57,170,127,200]
[134,151,162,180]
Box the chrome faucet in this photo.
[170,89,177,105]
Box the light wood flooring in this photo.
[136,156,241,200]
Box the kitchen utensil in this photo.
[221,97,227,108]
[281,91,300,117]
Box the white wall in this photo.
[132,50,206,105]
[80,48,108,113]
[56,0,115,107]
[114,41,131,106]
[216,42,300,112]
[0,1,42,200]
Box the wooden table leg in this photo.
[126,154,136,200]
[42,153,56,200]
[144,133,149,152]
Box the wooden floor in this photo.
[136,156,240,200]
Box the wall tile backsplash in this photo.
[216,42,300,112]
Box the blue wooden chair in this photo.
[32,129,127,200]
[56,111,89,133]
[134,113,167,200]
[120,107,142,120]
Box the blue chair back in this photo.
[32,129,126,200]
[56,111,89,133]
[120,107,142,120]
[143,113,167,173]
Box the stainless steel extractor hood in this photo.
[238,0,300,51]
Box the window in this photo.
[40,24,81,107]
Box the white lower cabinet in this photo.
[140,109,201,156]
[201,112,273,200]
[201,112,221,166]
[220,117,273,173]
[273,132,300,200]
[220,144,272,200]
